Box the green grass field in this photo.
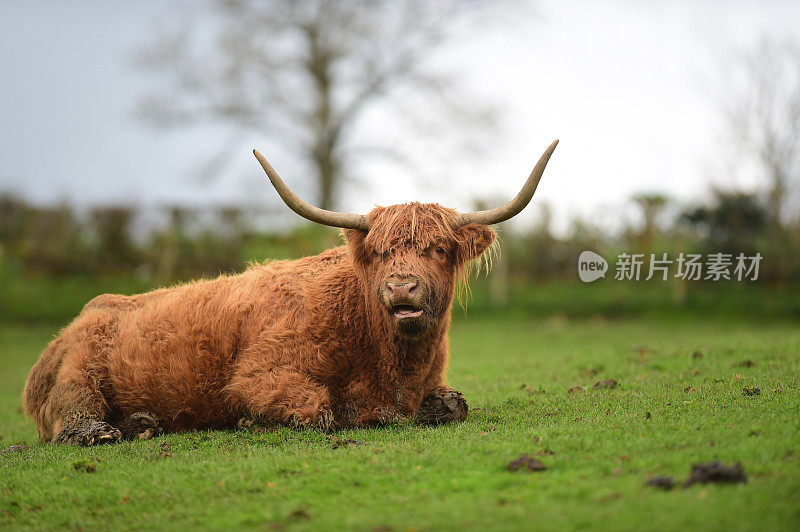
[1,316,799,530]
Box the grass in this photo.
[1,316,799,530]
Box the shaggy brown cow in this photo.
[23,140,558,445]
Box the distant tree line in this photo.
[0,195,339,283]
[501,188,799,287]
[1,186,797,288]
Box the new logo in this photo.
[578,251,608,282]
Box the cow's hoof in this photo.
[118,412,163,440]
[290,408,335,432]
[416,388,469,426]
[56,419,122,446]
[374,406,401,425]
[237,416,278,433]
[317,408,335,432]
[237,416,256,430]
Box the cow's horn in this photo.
[254,149,369,230]
[459,139,559,226]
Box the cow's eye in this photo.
[435,246,446,256]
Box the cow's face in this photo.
[346,203,495,339]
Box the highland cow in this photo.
[23,140,558,445]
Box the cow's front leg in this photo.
[227,368,334,431]
[415,386,469,426]
[339,379,404,427]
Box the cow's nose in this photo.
[385,281,418,302]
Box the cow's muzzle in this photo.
[383,277,424,320]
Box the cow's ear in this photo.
[343,228,370,265]
[454,224,495,264]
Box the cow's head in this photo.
[344,203,495,338]
[254,140,558,339]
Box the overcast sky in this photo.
[2,0,799,233]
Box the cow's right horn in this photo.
[254,149,369,231]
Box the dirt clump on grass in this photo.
[327,435,368,449]
[593,379,618,390]
[742,387,761,396]
[648,462,747,489]
[507,454,547,472]
[568,385,584,393]
[72,460,97,473]
[0,444,29,454]
[683,461,747,487]
[646,475,676,490]
[158,441,172,458]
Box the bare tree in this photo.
[632,192,668,252]
[722,38,800,227]
[137,0,501,211]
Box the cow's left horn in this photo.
[254,149,369,230]
[459,139,558,226]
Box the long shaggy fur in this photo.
[23,203,495,441]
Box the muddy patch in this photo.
[646,475,676,490]
[742,387,761,396]
[0,444,29,454]
[683,461,747,487]
[72,460,97,473]
[507,454,547,472]
[327,436,368,449]
[648,461,747,490]
[593,379,618,390]
[158,441,173,458]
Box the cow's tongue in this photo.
[393,306,423,318]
